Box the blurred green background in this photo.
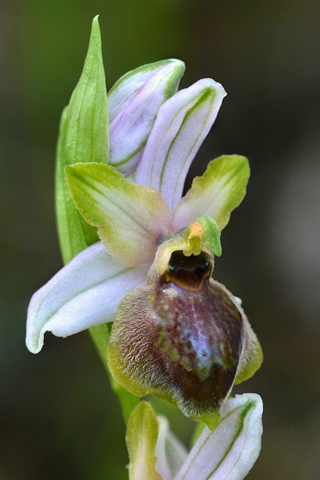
[1,0,320,478]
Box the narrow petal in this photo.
[135,79,226,211]
[155,416,188,480]
[173,394,263,480]
[108,59,185,175]
[26,242,149,354]
[173,155,250,232]
[126,402,163,480]
[66,163,173,266]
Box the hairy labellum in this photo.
[107,224,262,428]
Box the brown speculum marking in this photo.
[151,250,243,413]
[166,250,212,290]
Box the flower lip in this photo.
[165,250,212,291]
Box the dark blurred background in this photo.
[1,0,320,478]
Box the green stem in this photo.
[89,323,140,423]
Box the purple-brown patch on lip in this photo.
[107,243,246,421]
[152,278,243,413]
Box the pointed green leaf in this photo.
[55,106,88,264]
[173,155,250,232]
[66,15,109,166]
[65,163,172,266]
[56,17,109,263]
[55,16,109,263]
[126,402,163,480]
[65,15,109,247]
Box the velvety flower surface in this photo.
[26,19,262,427]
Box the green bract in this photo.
[56,17,109,264]
[56,17,186,265]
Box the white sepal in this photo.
[26,242,149,353]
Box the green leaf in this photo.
[55,106,88,264]
[55,16,109,263]
[66,16,109,167]
[126,402,163,480]
[173,155,250,232]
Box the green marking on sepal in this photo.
[108,59,185,174]
[175,394,263,480]
[109,58,185,100]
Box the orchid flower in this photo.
[126,394,263,480]
[26,15,263,436]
